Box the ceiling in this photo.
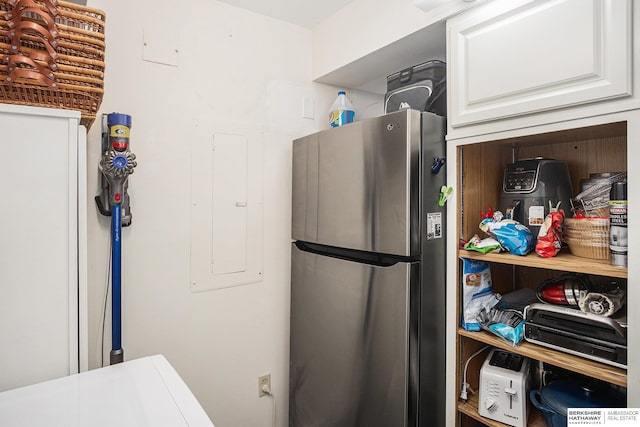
[215,0,354,28]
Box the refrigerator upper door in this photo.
[292,110,421,257]
[289,244,417,427]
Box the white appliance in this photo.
[478,349,530,427]
[0,355,215,427]
[0,104,88,392]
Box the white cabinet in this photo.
[443,2,640,426]
[0,105,87,392]
[447,0,632,128]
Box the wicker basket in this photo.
[564,217,610,260]
[0,0,105,128]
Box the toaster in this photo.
[478,349,530,427]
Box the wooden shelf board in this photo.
[458,249,627,279]
[458,393,547,427]
[459,329,627,387]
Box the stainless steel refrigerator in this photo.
[290,109,447,427]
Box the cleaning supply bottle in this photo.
[329,91,355,127]
[609,181,627,267]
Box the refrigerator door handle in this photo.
[294,241,417,267]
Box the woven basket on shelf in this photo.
[0,0,105,128]
[563,217,610,260]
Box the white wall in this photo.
[312,0,478,83]
[84,1,382,426]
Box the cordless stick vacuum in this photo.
[97,113,137,365]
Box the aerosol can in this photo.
[609,182,627,267]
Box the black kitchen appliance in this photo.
[384,59,446,117]
[499,158,573,234]
[523,303,627,368]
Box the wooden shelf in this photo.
[458,393,547,427]
[454,119,630,427]
[458,249,627,279]
[459,329,627,387]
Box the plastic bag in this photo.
[464,234,502,254]
[479,217,535,256]
[477,307,525,346]
[461,258,499,331]
[535,205,565,258]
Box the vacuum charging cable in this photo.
[459,345,490,401]
[261,384,276,427]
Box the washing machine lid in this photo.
[0,355,214,427]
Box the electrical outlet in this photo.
[258,373,271,398]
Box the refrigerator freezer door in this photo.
[292,110,421,257]
[289,244,418,427]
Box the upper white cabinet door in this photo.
[448,0,632,127]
